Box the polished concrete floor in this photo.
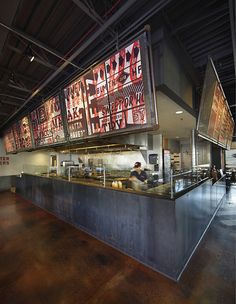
[0,188,235,304]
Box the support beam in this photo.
[0,22,82,70]
[1,100,20,106]
[0,94,25,101]
[0,65,39,84]
[0,82,31,93]
[8,83,31,93]
[72,0,116,37]
[0,111,9,116]
[172,5,228,34]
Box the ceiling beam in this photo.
[72,0,116,37]
[0,21,82,70]
[194,48,234,67]
[1,100,20,106]
[187,29,229,51]
[192,42,232,62]
[0,111,9,116]
[0,0,21,53]
[0,81,31,93]
[0,65,39,84]
[0,94,25,101]
[189,38,231,57]
[172,5,228,34]
[181,16,228,43]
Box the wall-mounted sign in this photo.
[64,33,157,140]
[12,116,33,150]
[3,128,16,153]
[197,58,234,149]
[30,95,65,146]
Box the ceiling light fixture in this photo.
[9,72,16,84]
[176,110,183,114]
[25,45,35,62]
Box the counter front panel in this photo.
[15,174,226,280]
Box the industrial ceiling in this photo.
[0,0,235,139]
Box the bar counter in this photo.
[15,173,226,281]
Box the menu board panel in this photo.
[84,63,110,134]
[3,128,16,153]
[30,95,65,147]
[64,33,157,140]
[197,59,234,149]
[208,83,225,142]
[64,77,88,138]
[226,115,234,149]
[105,39,146,130]
[12,116,33,150]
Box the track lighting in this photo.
[25,45,35,62]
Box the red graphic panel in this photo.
[30,96,65,146]
[64,77,88,138]
[12,116,32,150]
[105,39,146,130]
[84,63,110,134]
[63,35,156,140]
[3,128,16,153]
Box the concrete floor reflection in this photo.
[0,187,235,304]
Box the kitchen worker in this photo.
[129,161,148,191]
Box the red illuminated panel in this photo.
[12,116,32,150]
[208,83,221,141]
[3,128,16,153]
[83,63,110,134]
[30,96,65,146]
[64,34,157,140]
[64,77,88,138]
[226,114,234,149]
[105,39,146,130]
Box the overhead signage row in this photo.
[4,33,158,153]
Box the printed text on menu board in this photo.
[64,38,148,139]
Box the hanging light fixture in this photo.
[25,45,35,62]
[9,72,16,84]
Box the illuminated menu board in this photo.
[64,33,157,140]
[64,78,88,138]
[3,128,16,153]
[12,116,33,150]
[197,59,234,149]
[30,95,65,147]
[226,113,234,149]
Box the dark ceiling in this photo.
[0,0,235,138]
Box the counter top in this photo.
[23,173,212,200]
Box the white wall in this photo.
[0,139,50,176]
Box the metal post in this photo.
[191,129,196,169]
[68,166,71,182]
[103,166,106,187]
[170,168,174,199]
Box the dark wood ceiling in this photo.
[0,0,235,139]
